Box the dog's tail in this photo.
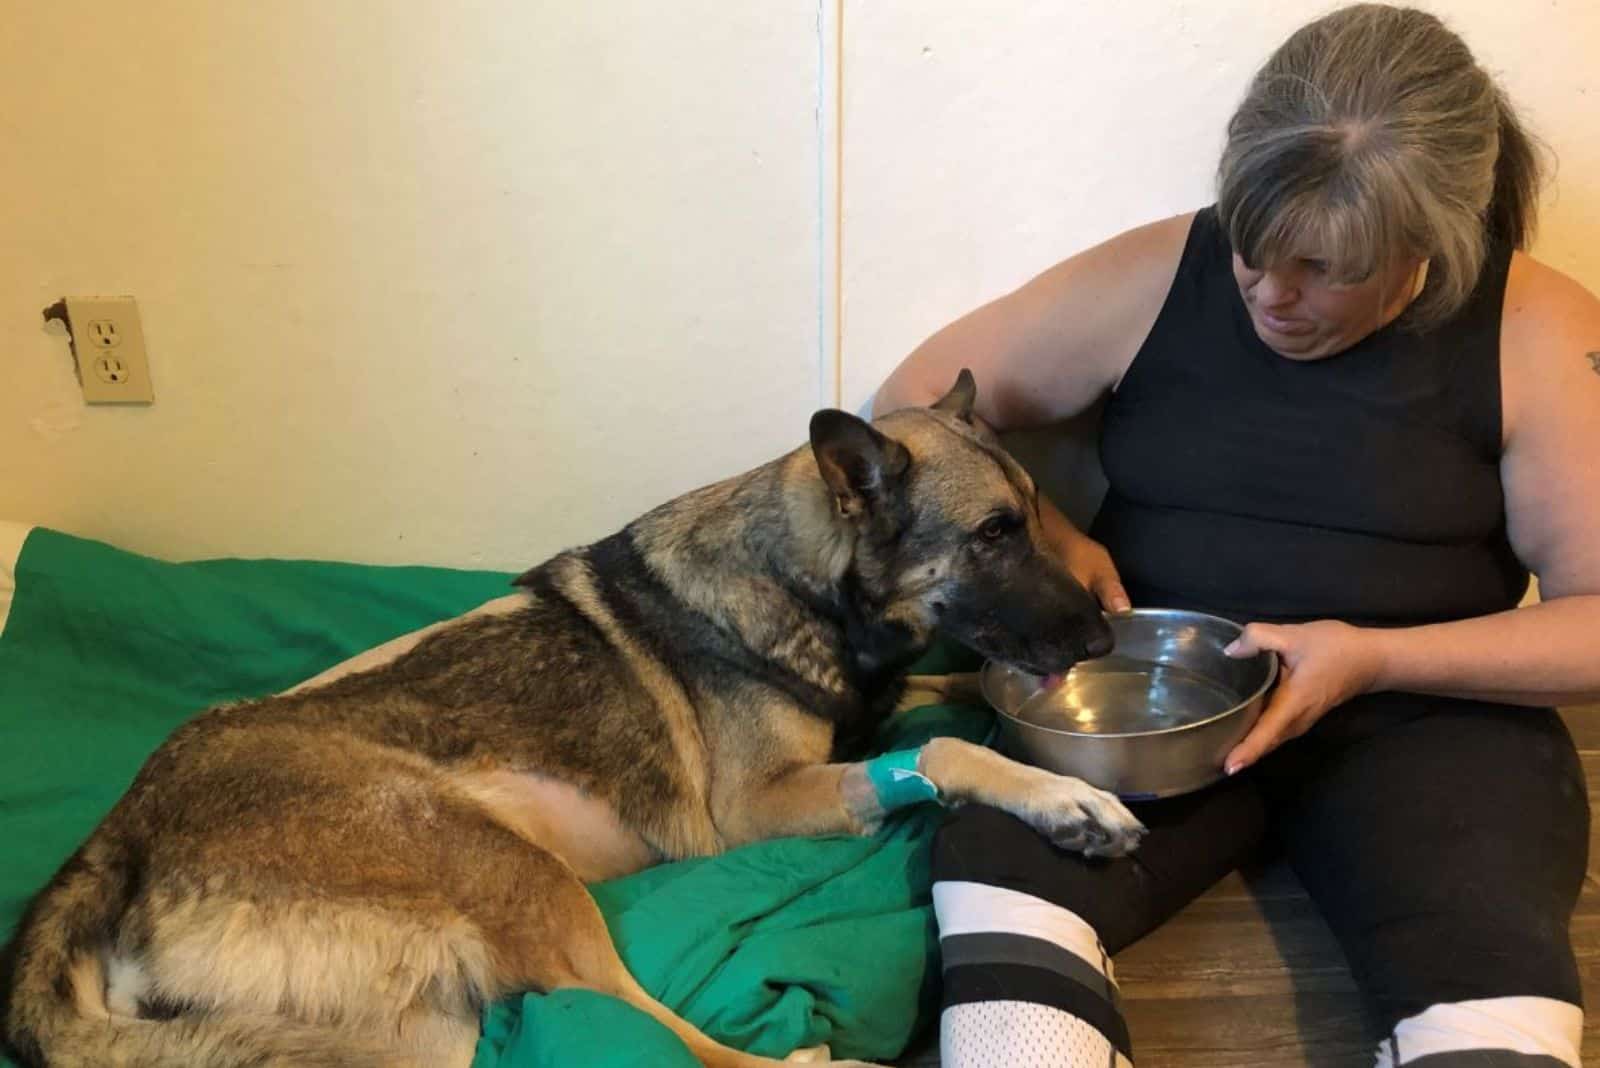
[2,840,410,1068]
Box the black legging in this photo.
[933,693,1588,1045]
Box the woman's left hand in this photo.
[1221,620,1387,775]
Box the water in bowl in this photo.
[1015,654,1240,735]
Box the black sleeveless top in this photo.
[1092,207,1528,627]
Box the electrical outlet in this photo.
[58,296,155,404]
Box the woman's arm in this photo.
[1223,255,1600,773]
[1364,254,1600,705]
[873,213,1191,609]
[871,213,1193,428]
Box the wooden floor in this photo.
[897,705,1600,1067]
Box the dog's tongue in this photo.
[1041,672,1066,689]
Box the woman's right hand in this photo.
[1059,530,1131,615]
[1038,496,1130,614]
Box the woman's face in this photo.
[1231,252,1424,360]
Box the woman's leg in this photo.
[931,776,1268,1067]
[1272,697,1589,1066]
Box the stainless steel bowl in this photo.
[979,608,1277,799]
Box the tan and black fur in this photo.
[0,371,1144,1068]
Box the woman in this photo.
[873,6,1600,1066]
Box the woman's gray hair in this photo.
[1217,3,1546,327]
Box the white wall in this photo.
[2,2,1595,569]
[0,2,828,569]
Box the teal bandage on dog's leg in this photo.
[839,748,941,832]
[864,748,940,810]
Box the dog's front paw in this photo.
[1023,775,1145,858]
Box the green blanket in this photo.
[0,525,987,1066]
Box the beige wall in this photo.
[2,2,1595,569]
[0,2,829,569]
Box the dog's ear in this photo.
[930,368,977,422]
[809,410,910,520]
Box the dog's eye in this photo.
[977,514,1018,542]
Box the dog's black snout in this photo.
[1084,627,1115,659]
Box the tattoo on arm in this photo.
[1589,352,1600,377]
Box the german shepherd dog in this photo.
[2,371,1144,1068]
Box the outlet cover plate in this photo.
[62,296,155,404]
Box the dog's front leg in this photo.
[718,763,885,846]
[723,742,1143,857]
[919,737,1145,856]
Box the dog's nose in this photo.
[1084,627,1114,659]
